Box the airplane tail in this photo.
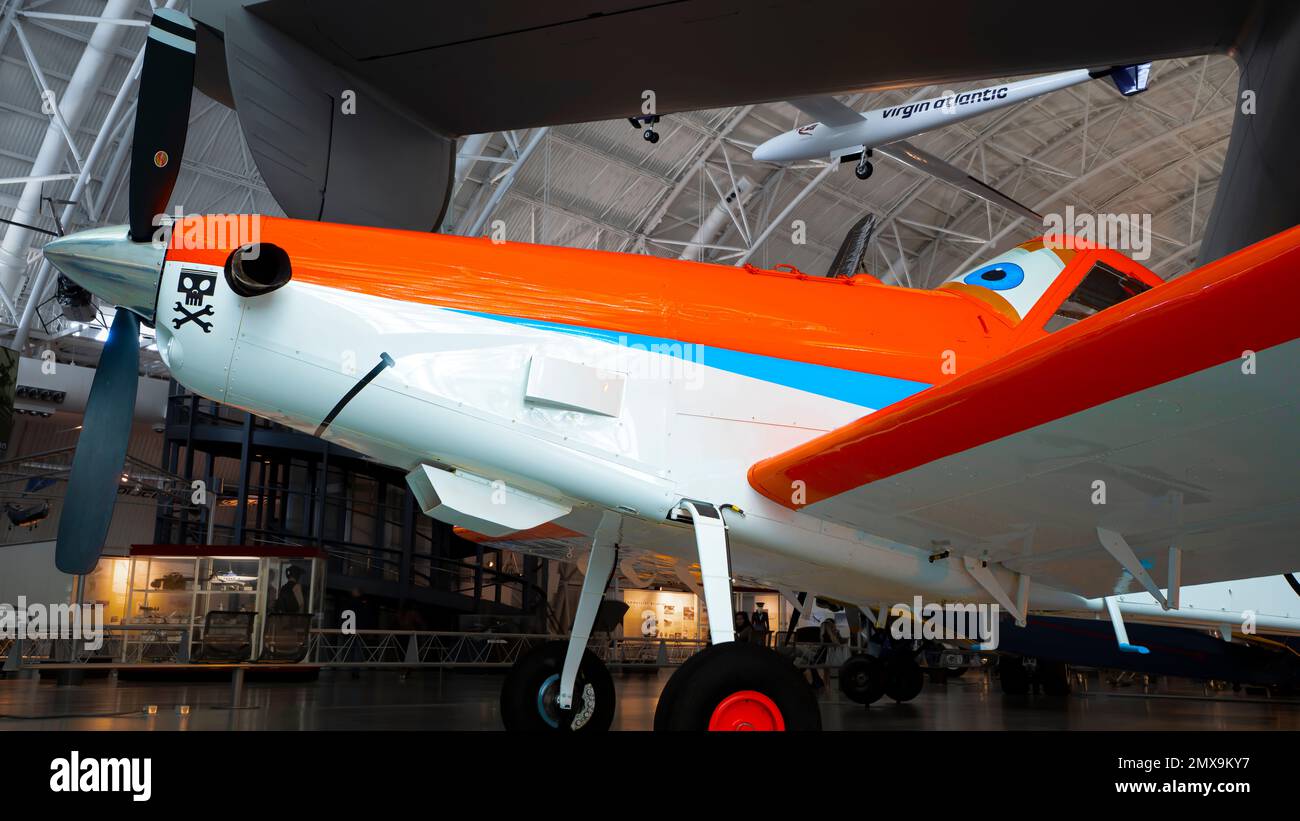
[1100,63,1152,96]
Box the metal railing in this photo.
[2,627,712,670]
[306,630,711,668]
[2,627,866,672]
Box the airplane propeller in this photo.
[48,9,196,574]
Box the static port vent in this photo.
[16,385,67,404]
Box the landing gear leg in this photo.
[854,149,874,180]
[653,501,821,730]
[499,512,620,731]
[631,115,661,143]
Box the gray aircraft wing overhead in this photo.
[187,0,1294,264]
[197,0,1245,134]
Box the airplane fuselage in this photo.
[753,69,1097,163]
[150,216,1119,612]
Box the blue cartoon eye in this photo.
[963,262,1024,291]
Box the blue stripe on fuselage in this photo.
[450,309,930,409]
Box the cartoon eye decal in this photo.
[963,262,1024,291]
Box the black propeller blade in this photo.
[128,8,196,242]
[55,310,142,574]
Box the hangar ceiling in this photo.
[0,0,1238,366]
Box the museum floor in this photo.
[1,668,1297,731]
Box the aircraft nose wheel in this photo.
[500,640,615,732]
[854,158,874,180]
[643,129,660,144]
[654,641,821,731]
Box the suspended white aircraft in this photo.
[752,64,1152,220]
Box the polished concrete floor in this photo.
[0,668,1296,730]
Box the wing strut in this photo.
[1097,527,1169,609]
[962,556,1027,626]
[1167,547,1183,610]
[1105,596,1151,654]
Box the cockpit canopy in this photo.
[940,237,1161,332]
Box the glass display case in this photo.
[79,546,324,662]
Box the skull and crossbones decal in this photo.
[172,269,216,333]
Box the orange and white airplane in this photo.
[37,10,1300,731]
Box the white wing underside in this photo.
[804,340,1300,599]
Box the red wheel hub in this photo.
[708,690,785,731]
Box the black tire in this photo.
[883,658,924,702]
[651,643,703,729]
[838,653,885,705]
[946,664,968,678]
[999,655,1030,696]
[644,129,659,143]
[500,640,615,732]
[655,641,821,731]
[854,160,873,180]
[1038,659,1071,697]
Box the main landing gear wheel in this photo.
[883,657,925,703]
[654,641,821,731]
[500,640,615,732]
[839,653,885,705]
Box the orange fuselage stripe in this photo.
[169,216,1032,386]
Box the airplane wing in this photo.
[210,0,1246,134]
[748,227,1300,599]
[187,1,1268,246]
[789,96,864,128]
[875,141,1042,222]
